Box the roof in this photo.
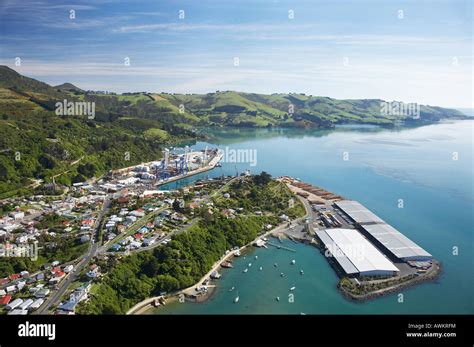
[360,223,432,259]
[0,295,12,305]
[335,200,432,260]
[334,200,385,224]
[315,229,358,275]
[319,228,399,274]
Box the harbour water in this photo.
[155,120,474,314]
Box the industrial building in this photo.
[334,200,385,224]
[316,228,399,277]
[334,200,432,261]
[360,223,432,261]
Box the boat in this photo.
[274,263,278,267]
[300,270,304,275]
[221,261,233,268]
[255,255,258,260]
[243,268,248,273]
[276,296,280,302]
[235,250,241,257]
[210,271,221,279]
[291,259,296,265]
[290,286,296,291]
[280,272,285,277]
[259,266,263,271]
[234,292,239,303]
[229,286,235,292]
[248,263,252,267]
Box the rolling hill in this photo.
[0,65,468,196]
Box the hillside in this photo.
[0,65,468,196]
[0,67,197,197]
[54,82,84,93]
[157,91,467,128]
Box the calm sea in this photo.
[155,120,474,314]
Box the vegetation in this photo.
[79,175,304,314]
[0,65,467,197]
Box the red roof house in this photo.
[0,295,12,305]
[9,274,20,281]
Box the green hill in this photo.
[0,66,467,196]
[54,82,84,93]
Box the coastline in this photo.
[127,221,294,315]
[127,177,444,315]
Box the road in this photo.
[35,195,111,314]
[35,176,240,312]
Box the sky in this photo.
[0,0,472,107]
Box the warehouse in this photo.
[334,200,432,261]
[316,228,399,277]
[334,200,385,224]
[360,223,432,261]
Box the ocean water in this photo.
[156,120,474,314]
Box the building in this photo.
[316,228,399,277]
[19,298,34,310]
[360,223,432,261]
[334,200,432,261]
[6,298,23,310]
[0,295,12,306]
[29,298,44,311]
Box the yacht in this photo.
[234,292,239,303]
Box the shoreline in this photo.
[337,260,443,302]
[128,178,443,314]
[127,221,293,315]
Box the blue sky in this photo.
[0,0,472,107]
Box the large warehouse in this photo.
[316,228,399,277]
[334,200,385,224]
[334,200,432,261]
[360,223,432,261]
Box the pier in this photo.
[266,241,297,252]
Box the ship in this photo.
[221,261,233,268]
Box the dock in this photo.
[266,242,297,252]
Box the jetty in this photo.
[266,242,296,252]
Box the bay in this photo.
[153,120,473,314]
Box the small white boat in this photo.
[291,259,296,265]
[259,266,263,271]
[276,296,280,301]
[290,286,296,291]
[243,268,248,273]
[300,269,304,275]
[229,286,235,292]
[280,272,285,277]
[235,250,241,257]
[255,255,258,260]
[248,263,252,267]
[234,294,239,303]
[274,263,278,267]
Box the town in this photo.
[0,146,225,315]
